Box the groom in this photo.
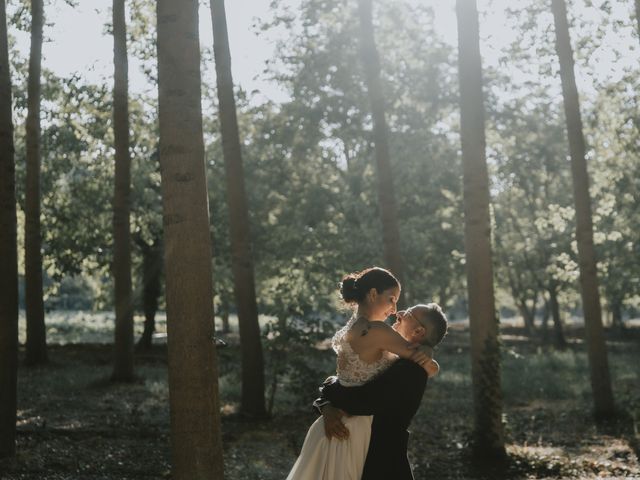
[314,304,448,480]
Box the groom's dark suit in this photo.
[315,359,428,480]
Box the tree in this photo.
[635,0,640,42]
[209,0,266,416]
[257,0,464,309]
[455,0,506,460]
[24,0,46,365]
[587,78,640,330]
[356,0,404,291]
[156,0,224,477]
[0,0,18,459]
[111,0,134,381]
[550,0,614,416]
[134,233,162,350]
[489,93,576,349]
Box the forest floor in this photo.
[1,314,639,480]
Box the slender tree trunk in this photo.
[0,0,19,457]
[156,0,224,477]
[210,0,266,417]
[517,300,535,336]
[525,292,538,333]
[509,273,536,335]
[551,0,614,417]
[635,0,640,43]
[541,296,550,343]
[548,284,567,349]
[111,0,134,381]
[438,286,448,314]
[219,295,230,334]
[24,0,46,366]
[610,300,624,331]
[455,0,506,461]
[356,0,404,294]
[136,239,162,350]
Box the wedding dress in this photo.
[286,316,396,480]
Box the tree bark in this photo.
[0,0,19,458]
[356,0,404,296]
[516,300,536,335]
[455,0,506,461]
[540,296,550,343]
[24,0,46,366]
[210,0,266,417]
[219,295,230,334]
[136,237,162,350]
[547,284,567,350]
[508,271,537,335]
[111,0,134,382]
[610,299,624,331]
[156,0,224,477]
[635,0,640,44]
[551,0,614,417]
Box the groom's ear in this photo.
[367,288,378,303]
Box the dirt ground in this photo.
[1,323,639,480]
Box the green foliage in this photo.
[587,76,640,313]
[258,0,466,309]
[263,317,335,413]
[4,0,639,327]
[488,0,640,323]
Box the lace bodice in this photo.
[331,316,396,387]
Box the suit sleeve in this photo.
[316,360,427,416]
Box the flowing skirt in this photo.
[286,415,373,480]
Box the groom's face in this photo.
[393,308,428,344]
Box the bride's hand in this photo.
[320,404,349,440]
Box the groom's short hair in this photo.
[416,303,448,348]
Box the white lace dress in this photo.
[286,316,396,480]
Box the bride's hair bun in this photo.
[339,275,360,304]
[339,267,400,305]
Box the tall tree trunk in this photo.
[356,0,404,294]
[635,0,640,43]
[111,0,134,381]
[455,0,506,461]
[541,296,550,343]
[156,0,224,477]
[516,300,536,335]
[136,238,162,350]
[610,299,624,331]
[508,272,537,335]
[551,0,614,417]
[547,284,567,349]
[219,295,230,334]
[0,0,19,458]
[438,286,448,315]
[24,0,46,366]
[210,0,266,418]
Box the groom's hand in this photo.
[320,404,349,440]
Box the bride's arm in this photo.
[319,361,427,417]
[363,324,435,373]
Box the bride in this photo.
[286,267,439,480]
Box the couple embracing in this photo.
[287,267,448,480]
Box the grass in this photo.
[3,312,639,479]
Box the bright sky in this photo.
[8,0,457,103]
[9,0,639,103]
[11,0,294,101]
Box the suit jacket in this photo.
[315,359,428,480]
